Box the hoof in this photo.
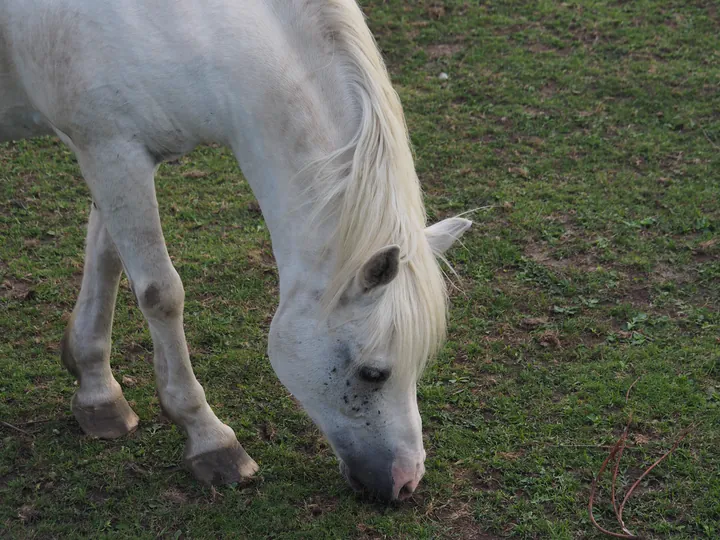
[185,442,259,486]
[72,394,139,439]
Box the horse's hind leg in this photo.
[73,141,258,485]
[61,204,139,438]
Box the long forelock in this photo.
[298,0,449,377]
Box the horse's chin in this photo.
[338,460,365,492]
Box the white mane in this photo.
[302,0,448,377]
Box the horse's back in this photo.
[1,0,344,155]
[0,0,261,149]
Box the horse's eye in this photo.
[358,366,390,383]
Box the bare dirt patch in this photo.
[524,242,599,272]
[426,43,465,59]
[426,5,446,20]
[163,487,189,505]
[17,504,40,524]
[540,81,558,99]
[537,330,562,348]
[0,279,34,301]
[528,42,569,56]
[455,467,502,493]
[433,501,501,539]
[302,494,340,518]
[692,239,718,263]
[650,263,685,284]
[182,169,209,179]
[247,242,276,271]
[520,316,548,330]
[483,321,532,348]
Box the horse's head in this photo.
[268,217,471,501]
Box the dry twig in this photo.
[588,438,635,539]
[617,426,696,532]
[0,420,32,436]
[588,378,694,539]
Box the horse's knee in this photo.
[137,272,185,319]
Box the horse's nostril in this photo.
[397,481,415,501]
[391,458,423,500]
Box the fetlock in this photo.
[59,313,80,377]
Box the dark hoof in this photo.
[185,442,259,485]
[72,394,139,439]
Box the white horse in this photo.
[0,0,471,501]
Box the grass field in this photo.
[1,1,719,538]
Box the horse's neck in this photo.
[226,5,358,291]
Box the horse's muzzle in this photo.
[339,452,425,501]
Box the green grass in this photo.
[2,1,719,538]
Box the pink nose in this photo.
[391,457,426,500]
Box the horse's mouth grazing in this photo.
[339,460,365,492]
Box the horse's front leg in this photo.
[61,203,139,438]
[74,141,258,485]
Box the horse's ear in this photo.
[425,217,472,256]
[341,245,400,303]
[358,245,401,292]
